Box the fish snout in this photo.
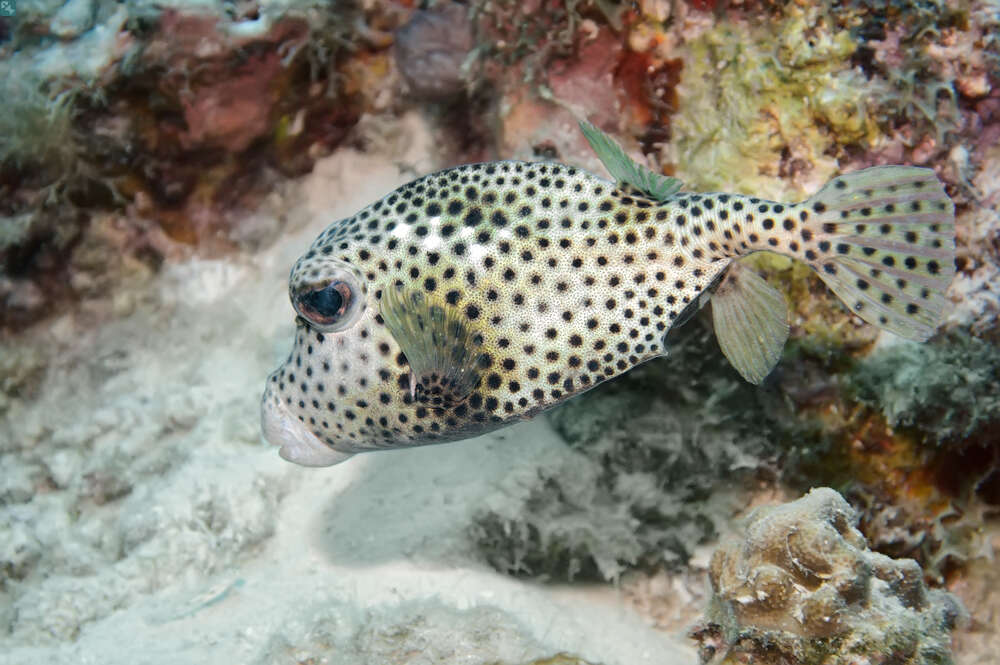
[260,384,354,467]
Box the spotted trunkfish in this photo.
[261,122,956,466]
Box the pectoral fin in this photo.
[710,262,789,385]
[379,284,486,408]
[579,120,683,202]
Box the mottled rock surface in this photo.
[395,3,475,101]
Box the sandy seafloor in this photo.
[0,114,700,664]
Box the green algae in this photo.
[668,6,880,199]
[0,75,81,180]
[847,332,1000,447]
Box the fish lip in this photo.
[260,385,354,467]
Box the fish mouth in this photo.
[260,386,354,467]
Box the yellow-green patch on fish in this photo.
[261,122,956,466]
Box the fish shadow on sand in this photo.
[313,421,562,567]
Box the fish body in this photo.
[262,124,955,466]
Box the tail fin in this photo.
[800,166,955,341]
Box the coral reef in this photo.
[806,331,1000,581]
[846,486,988,586]
[950,140,1000,339]
[950,521,1000,663]
[0,0,396,329]
[666,4,876,199]
[471,0,623,83]
[469,322,996,617]
[773,327,1000,584]
[473,0,1000,593]
[449,9,1000,663]
[1,0,998,662]
[692,487,966,665]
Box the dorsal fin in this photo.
[379,284,487,409]
[579,120,683,202]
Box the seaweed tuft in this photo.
[0,75,90,196]
[847,331,1000,447]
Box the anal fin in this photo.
[379,285,486,409]
[711,262,790,385]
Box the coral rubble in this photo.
[692,487,966,664]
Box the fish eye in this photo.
[292,276,363,333]
[298,282,349,320]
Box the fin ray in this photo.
[711,262,789,385]
[579,120,682,202]
[802,166,955,341]
[832,259,941,332]
[379,285,485,409]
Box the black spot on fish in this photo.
[464,208,483,227]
